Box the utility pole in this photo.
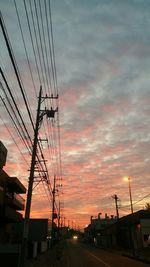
[124,176,133,214]
[19,87,58,267]
[51,174,56,245]
[57,201,61,241]
[58,201,61,229]
[128,177,133,214]
[19,87,42,267]
[64,217,66,227]
[112,194,119,219]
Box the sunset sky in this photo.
[1,0,150,229]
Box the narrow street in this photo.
[54,239,149,267]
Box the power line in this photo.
[22,0,42,86]
[1,1,63,230]
[132,193,150,206]
[1,11,54,201]
[38,0,52,96]
[33,0,50,95]
[0,95,31,156]
[0,12,35,130]
[0,68,32,151]
[44,0,56,95]
[120,193,150,209]
[33,0,49,93]
[14,0,37,98]
[48,0,58,95]
[28,0,47,93]
[0,114,29,166]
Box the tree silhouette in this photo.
[145,203,150,211]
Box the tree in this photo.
[145,203,150,211]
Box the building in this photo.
[84,213,117,246]
[103,210,150,252]
[0,169,26,245]
[84,210,150,257]
[0,169,26,226]
[0,141,26,266]
[0,141,7,169]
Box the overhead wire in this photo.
[119,193,150,209]
[48,0,58,95]
[0,68,32,152]
[44,0,56,95]
[22,0,42,86]
[47,0,63,185]
[0,114,29,167]
[33,0,49,93]
[39,0,52,96]
[36,0,51,97]
[1,11,52,201]
[13,0,37,98]
[132,193,150,206]
[0,12,35,130]
[28,0,47,94]
[24,0,52,139]
[8,2,54,200]
[1,0,63,221]
[33,0,61,185]
[0,95,31,156]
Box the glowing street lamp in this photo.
[124,176,133,214]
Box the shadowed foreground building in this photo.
[84,213,117,246]
[0,141,57,266]
[0,141,26,266]
[84,210,150,255]
[0,170,26,240]
[103,209,150,252]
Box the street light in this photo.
[124,176,133,214]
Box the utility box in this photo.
[0,141,7,169]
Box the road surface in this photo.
[56,239,149,267]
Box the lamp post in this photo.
[124,176,133,214]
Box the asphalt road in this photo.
[26,239,150,267]
[57,239,149,267]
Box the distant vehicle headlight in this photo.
[73,235,78,240]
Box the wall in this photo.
[141,219,150,247]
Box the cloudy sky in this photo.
[1,0,150,229]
